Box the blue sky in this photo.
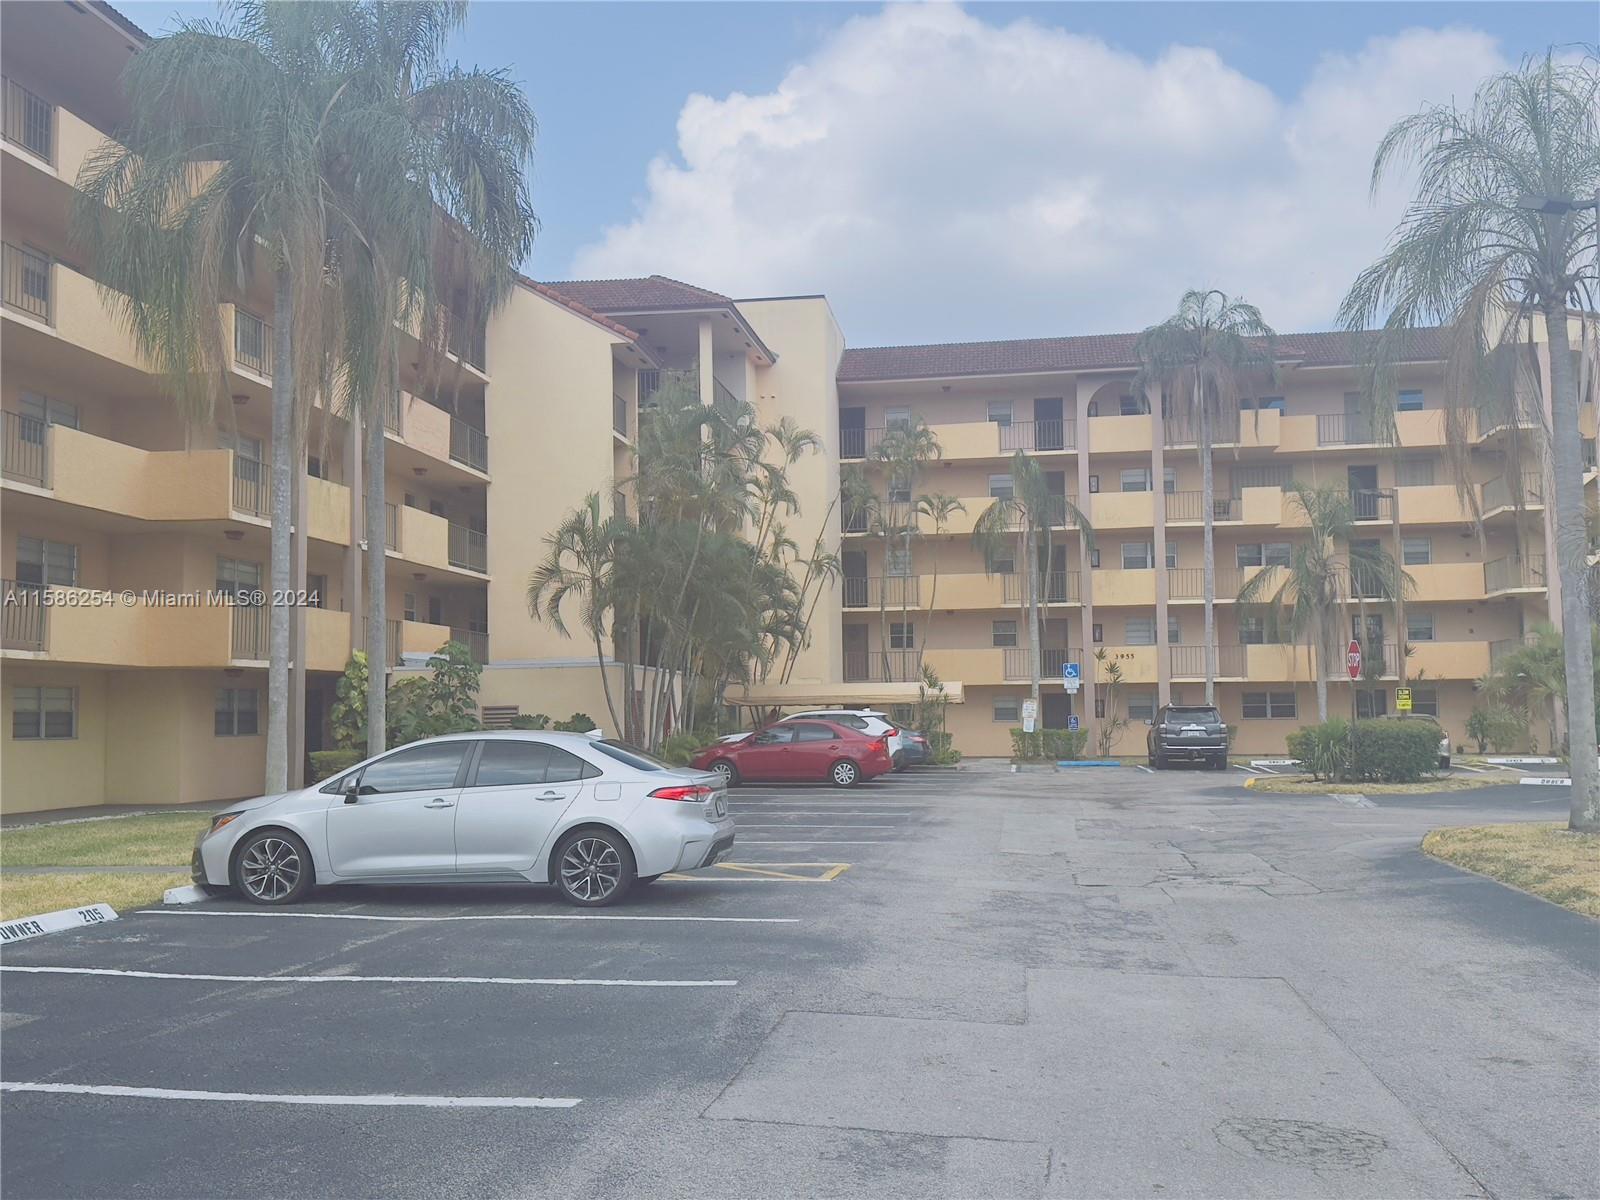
[128,2,1594,343]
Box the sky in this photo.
[128,1,1595,346]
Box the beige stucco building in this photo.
[1,2,1595,811]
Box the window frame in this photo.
[1120,542,1154,571]
[1397,389,1424,412]
[1401,537,1432,566]
[986,400,1012,427]
[16,534,78,588]
[1405,611,1435,643]
[1124,616,1156,646]
[12,685,76,740]
[991,619,1018,648]
[889,621,915,650]
[993,697,1021,723]
[1242,690,1297,719]
[214,687,260,737]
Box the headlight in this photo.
[207,812,243,837]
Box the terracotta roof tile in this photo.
[516,276,643,343]
[538,275,734,313]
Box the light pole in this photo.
[1517,192,1600,263]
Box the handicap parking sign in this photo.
[1068,715,1079,732]
[1062,662,1081,681]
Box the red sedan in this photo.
[690,720,892,788]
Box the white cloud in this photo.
[568,5,1508,344]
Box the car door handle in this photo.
[536,791,564,801]
[424,798,455,809]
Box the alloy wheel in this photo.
[560,837,623,902]
[239,837,302,902]
[712,761,734,785]
[832,761,858,786]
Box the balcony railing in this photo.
[840,427,883,460]
[842,649,922,682]
[447,316,486,371]
[1168,644,1248,678]
[1317,413,1379,446]
[3,78,53,162]
[1165,492,1239,522]
[386,502,400,551]
[3,410,48,486]
[841,575,921,609]
[2,580,47,651]
[234,309,272,378]
[1489,634,1539,666]
[449,418,488,473]
[1473,399,1541,438]
[1480,473,1544,511]
[1001,571,1079,604]
[843,504,869,534]
[1167,566,1244,601]
[1484,554,1546,594]
[231,454,268,516]
[448,522,487,573]
[1163,413,1242,447]
[1002,646,1079,680]
[384,392,403,436]
[1348,488,1394,521]
[3,242,51,322]
[612,394,629,439]
[229,602,267,661]
[449,627,489,664]
[998,420,1075,452]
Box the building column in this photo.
[1074,377,1096,747]
[1150,384,1171,708]
[697,317,715,407]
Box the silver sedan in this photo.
[192,733,734,907]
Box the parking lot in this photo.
[3,766,1595,1198]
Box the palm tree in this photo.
[1238,483,1411,721]
[872,419,941,680]
[974,452,1092,717]
[1135,290,1277,705]
[1480,621,1600,754]
[1339,54,1599,829]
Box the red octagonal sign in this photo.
[1346,639,1363,680]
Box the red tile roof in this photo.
[538,275,734,313]
[516,276,643,343]
[837,327,1448,382]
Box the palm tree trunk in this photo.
[1199,385,1217,705]
[1027,520,1041,716]
[1314,617,1330,722]
[593,630,622,737]
[265,269,294,793]
[364,387,388,756]
[1544,304,1599,829]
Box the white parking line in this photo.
[0,965,735,987]
[134,910,797,925]
[735,839,889,845]
[0,1081,580,1109]
[735,824,897,829]
[1134,765,1154,774]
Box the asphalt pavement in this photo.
[1,766,1594,1198]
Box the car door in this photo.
[324,741,470,878]
[454,740,595,872]
[738,726,797,780]
[788,722,845,780]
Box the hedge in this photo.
[1010,727,1089,762]
[309,749,364,783]
[1286,718,1440,783]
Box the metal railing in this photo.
[1316,412,1378,446]
[3,78,53,162]
[386,618,403,668]
[447,316,486,371]
[1165,492,1239,522]
[1163,413,1242,446]
[1484,554,1546,593]
[1169,644,1248,678]
[231,454,268,516]
[1480,473,1544,511]
[1002,646,1079,680]
[3,410,49,486]
[449,418,488,472]
[1473,399,1541,437]
[3,242,51,321]
[998,419,1075,452]
[448,523,487,572]
[1347,640,1400,678]
[1002,571,1078,604]
[2,580,47,651]
[449,627,489,664]
[1489,634,1539,666]
[385,502,400,551]
[1348,488,1394,521]
[1167,566,1244,601]
[840,427,884,459]
[384,392,403,436]
[233,309,272,377]
[843,504,870,534]
[841,575,921,609]
[230,602,267,661]
[842,649,923,682]
[612,394,629,438]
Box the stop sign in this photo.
[1346,639,1363,680]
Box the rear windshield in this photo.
[1166,708,1222,722]
[592,740,671,772]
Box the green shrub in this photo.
[1349,719,1440,782]
[932,746,962,765]
[659,731,709,766]
[553,712,597,733]
[1287,718,1349,781]
[1467,706,1525,754]
[309,749,363,783]
[1042,728,1089,761]
[1010,728,1042,760]
[509,713,550,730]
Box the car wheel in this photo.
[231,829,314,905]
[829,759,861,788]
[1152,751,1165,770]
[709,759,739,786]
[554,829,635,907]
[891,752,907,772]
[1212,755,1229,771]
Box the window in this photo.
[1121,542,1153,570]
[988,474,1014,500]
[1165,542,1177,569]
[1356,689,1388,719]
[1125,616,1156,645]
[403,592,417,622]
[1239,614,1266,645]
[1237,543,1264,568]
[307,455,326,480]
[993,697,1021,723]
[1088,474,1100,493]
[470,741,554,786]
[1406,611,1435,642]
[1128,693,1156,723]
[219,430,263,465]
[1402,537,1432,565]
[592,740,673,771]
[1242,691,1297,719]
[214,688,259,736]
[1091,622,1104,643]
[890,704,916,726]
[987,400,1012,427]
[1094,697,1106,718]
[890,622,915,649]
[1168,615,1181,645]
[307,574,327,609]
[992,619,1018,648]
[1257,396,1285,413]
[1397,389,1424,412]
[216,556,262,597]
[544,745,597,782]
[16,536,77,588]
[12,686,75,739]
[356,742,469,793]
[18,391,79,432]
[1118,394,1148,416]
[1162,466,1177,494]
[792,723,839,743]
[1264,542,1292,567]
[885,548,912,576]
[887,478,911,504]
[1397,457,1435,487]
[1412,688,1439,717]
[1120,468,1151,493]
[1089,547,1101,568]
[884,407,911,431]
[991,556,1015,575]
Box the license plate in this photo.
[713,794,727,818]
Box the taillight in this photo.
[650,784,713,803]
[871,737,889,753]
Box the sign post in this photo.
[1021,699,1037,734]
[1395,686,1412,713]
[1062,661,1080,694]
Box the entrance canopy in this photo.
[733,680,965,709]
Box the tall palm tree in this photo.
[974,452,1093,717]
[872,419,941,680]
[1339,54,1599,829]
[1135,290,1277,705]
[1238,483,1411,720]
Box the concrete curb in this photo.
[162,885,210,906]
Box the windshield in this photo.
[1166,708,1222,722]
[591,739,673,772]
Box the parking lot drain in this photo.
[1,965,736,988]
[136,909,799,924]
[1,1082,581,1109]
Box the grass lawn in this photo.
[1423,823,1600,918]
[1,813,209,868]
[0,872,189,921]
[1244,773,1513,795]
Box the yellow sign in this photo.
[1395,687,1412,712]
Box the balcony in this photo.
[1480,473,1544,515]
[0,582,243,668]
[1162,412,1243,447]
[841,575,920,609]
[2,410,47,487]
[842,648,923,683]
[1002,646,1080,680]
[1348,489,1394,522]
[1167,566,1247,602]
[1091,491,1155,530]
[840,427,882,460]
[1489,634,1539,667]
[1484,554,1546,595]
[1473,398,1542,441]
[230,603,267,662]
[1093,568,1158,607]
[232,307,272,379]
[1169,644,1247,679]
[449,626,489,664]
[2,581,45,650]
[1001,572,1079,605]
[998,420,1075,453]
[1165,492,1239,523]
[384,392,404,435]
[2,241,51,322]
[449,417,488,473]
[613,394,630,440]
[3,78,54,163]
[1316,412,1381,446]
[232,453,269,517]
[448,522,487,573]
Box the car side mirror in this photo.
[343,776,361,804]
[1145,719,1154,726]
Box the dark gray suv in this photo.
[1147,704,1230,770]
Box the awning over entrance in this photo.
[732,680,965,708]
